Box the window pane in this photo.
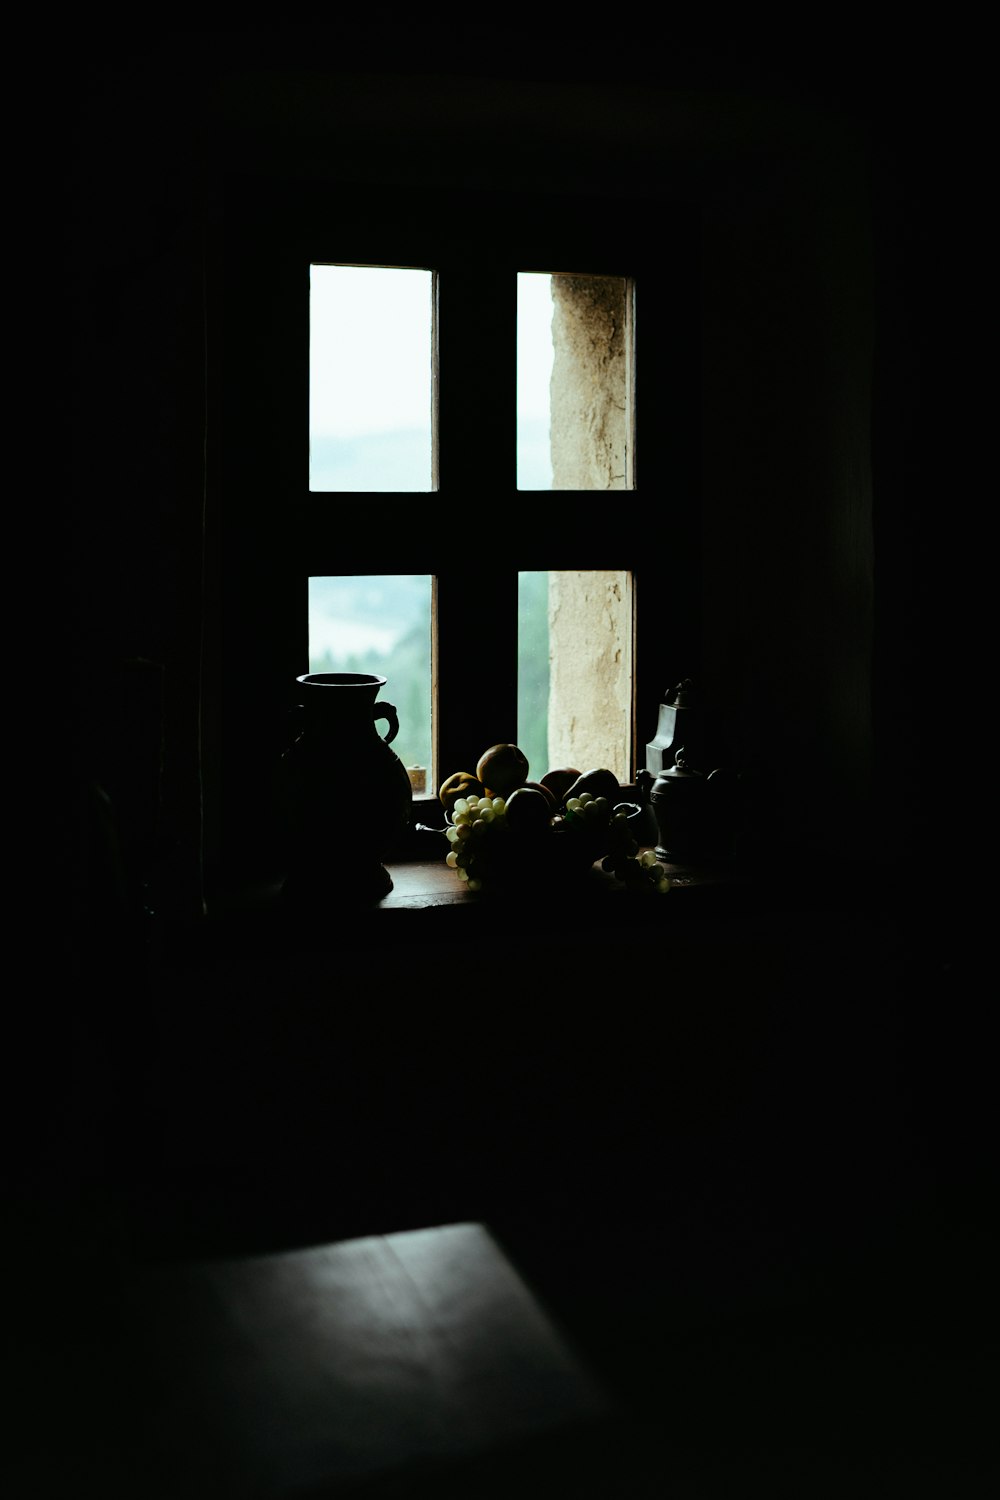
[517,273,631,491]
[516,571,551,785]
[308,576,432,785]
[517,275,555,491]
[518,571,632,782]
[310,265,433,492]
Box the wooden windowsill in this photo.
[377,851,736,909]
[202,849,741,923]
[160,842,908,982]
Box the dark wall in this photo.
[69,48,926,912]
[70,59,208,922]
[52,42,985,1352]
[699,123,875,854]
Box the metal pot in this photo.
[649,749,739,863]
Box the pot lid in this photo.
[653,749,704,783]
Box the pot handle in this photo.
[374,700,399,745]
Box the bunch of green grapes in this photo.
[562,791,612,829]
[443,793,510,891]
[599,804,672,894]
[554,791,612,871]
[442,787,670,896]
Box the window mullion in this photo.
[433,267,518,790]
[436,263,515,493]
[435,570,518,793]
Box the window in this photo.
[518,570,633,784]
[215,184,698,880]
[309,265,434,492]
[307,265,638,808]
[517,272,633,491]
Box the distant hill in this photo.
[308,575,429,645]
[309,423,553,490]
[310,430,432,492]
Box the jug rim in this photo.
[296,672,387,689]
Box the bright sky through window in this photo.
[310,265,557,491]
[310,266,431,439]
[309,265,433,491]
[517,273,555,490]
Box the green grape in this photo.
[446,850,459,868]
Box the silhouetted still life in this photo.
[438,742,672,894]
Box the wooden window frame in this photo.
[211,177,702,886]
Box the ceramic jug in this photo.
[280,673,413,904]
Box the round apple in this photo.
[503,785,552,835]
[439,770,485,816]
[476,743,529,798]
[522,780,559,813]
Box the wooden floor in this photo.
[21,866,994,1495]
[12,1201,994,1497]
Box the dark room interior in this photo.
[24,30,990,1497]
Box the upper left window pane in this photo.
[310,264,433,492]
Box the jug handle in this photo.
[374,700,399,745]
